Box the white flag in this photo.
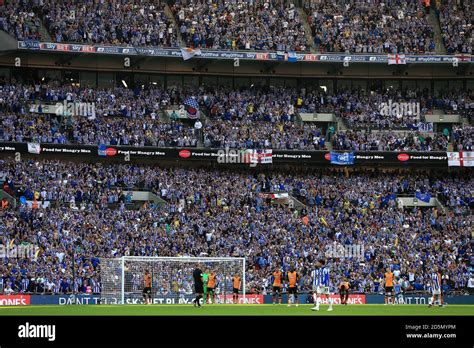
[27,142,41,155]
[180,47,202,61]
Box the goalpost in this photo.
[100,256,246,305]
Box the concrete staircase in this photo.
[426,6,447,54]
[0,30,19,51]
[37,21,52,42]
[160,107,171,122]
[164,3,185,46]
[334,114,348,131]
[297,7,316,53]
[294,110,303,126]
[289,195,306,210]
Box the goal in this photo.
[100,256,246,305]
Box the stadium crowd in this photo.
[332,130,449,152]
[304,0,435,54]
[40,0,178,47]
[0,0,42,41]
[0,159,472,295]
[203,120,326,150]
[452,125,473,151]
[2,0,473,57]
[171,0,307,51]
[1,81,472,151]
[0,114,200,148]
[438,0,473,54]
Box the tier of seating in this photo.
[1,160,472,294]
[1,0,471,54]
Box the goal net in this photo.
[100,256,246,305]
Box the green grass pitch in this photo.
[0,304,472,316]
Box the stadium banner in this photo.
[19,294,474,305]
[218,294,264,304]
[0,142,451,167]
[277,294,366,305]
[365,294,474,305]
[29,294,359,305]
[17,41,473,64]
[28,294,264,305]
[0,295,31,306]
[329,152,354,165]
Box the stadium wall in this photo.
[1,51,472,79]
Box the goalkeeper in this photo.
[202,269,209,303]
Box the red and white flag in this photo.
[388,54,407,65]
[447,151,474,167]
[246,149,273,165]
[455,54,471,62]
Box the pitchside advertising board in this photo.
[26,294,265,305]
[0,295,31,306]
[2,294,474,305]
[0,142,454,167]
[7,294,362,305]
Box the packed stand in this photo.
[304,0,435,54]
[315,88,426,129]
[332,130,449,151]
[0,81,199,147]
[308,88,473,129]
[0,159,472,295]
[203,119,326,150]
[437,0,473,54]
[452,125,473,151]
[1,114,199,147]
[0,0,43,41]
[429,89,474,119]
[172,0,308,51]
[39,0,178,47]
[0,81,472,151]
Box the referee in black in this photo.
[192,265,204,308]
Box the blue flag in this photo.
[330,152,354,165]
[287,51,297,63]
[415,191,431,203]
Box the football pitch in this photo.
[0,304,472,316]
